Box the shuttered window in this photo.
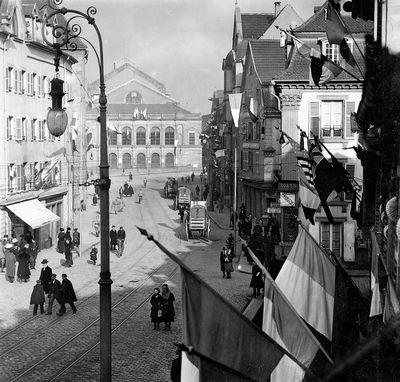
[321,101,343,138]
[345,101,356,138]
[321,222,342,258]
[15,118,22,140]
[309,101,320,138]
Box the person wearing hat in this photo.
[46,274,62,315]
[30,280,45,315]
[17,242,31,282]
[39,259,52,295]
[109,225,117,251]
[57,228,65,254]
[72,228,80,256]
[4,241,16,283]
[57,274,77,316]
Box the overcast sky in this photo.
[69,0,324,114]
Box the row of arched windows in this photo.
[109,152,175,169]
[108,126,175,146]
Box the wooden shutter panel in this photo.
[309,101,320,138]
[345,101,355,138]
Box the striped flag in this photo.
[37,153,64,183]
[247,97,258,123]
[276,226,363,361]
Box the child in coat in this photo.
[30,280,45,315]
[90,245,98,265]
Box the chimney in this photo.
[274,2,281,17]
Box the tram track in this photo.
[6,184,184,382]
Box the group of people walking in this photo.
[109,225,126,257]
[30,258,77,316]
[150,284,175,330]
[1,232,39,283]
[57,227,81,267]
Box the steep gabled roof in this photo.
[294,2,373,34]
[249,40,287,83]
[241,13,275,39]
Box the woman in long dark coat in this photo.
[17,244,31,282]
[249,263,263,298]
[4,243,16,283]
[150,288,163,330]
[161,284,175,331]
[57,228,65,253]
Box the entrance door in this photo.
[151,153,160,168]
[122,153,132,169]
[109,153,118,169]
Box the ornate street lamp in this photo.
[42,1,112,381]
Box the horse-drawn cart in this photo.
[175,186,191,210]
[185,201,210,240]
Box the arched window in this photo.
[109,153,118,169]
[137,153,146,169]
[151,153,160,168]
[108,131,117,145]
[165,127,175,145]
[165,153,174,168]
[122,153,132,168]
[150,127,160,145]
[126,90,142,104]
[136,127,146,146]
[122,126,132,145]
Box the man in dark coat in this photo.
[72,228,80,255]
[57,274,77,316]
[117,226,126,256]
[109,225,117,250]
[46,274,62,315]
[39,259,52,294]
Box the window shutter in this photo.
[345,101,355,138]
[15,118,22,140]
[309,101,320,138]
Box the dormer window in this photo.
[322,39,353,64]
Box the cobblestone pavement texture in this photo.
[0,171,253,381]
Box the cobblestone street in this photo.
[0,173,252,381]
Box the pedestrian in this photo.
[17,243,31,282]
[111,198,118,214]
[161,283,175,331]
[226,233,234,253]
[30,280,45,315]
[110,225,117,250]
[25,230,33,244]
[80,199,86,211]
[150,287,163,330]
[29,239,38,269]
[249,263,263,298]
[57,274,77,316]
[143,177,147,188]
[181,176,184,184]
[122,168,125,176]
[195,185,200,197]
[90,245,98,265]
[220,247,228,278]
[129,172,133,181]
[0,235,7,272]
[128,184,134,196]
[92,193,98,206]
[119,186,124,198]
[117,226,126,257]
[46,273,62,315]
[4,242,16,283]
[178,207,184,223]
[170,348,182,382]
[57,228,65,254]
[93,216,100,237]
[191,172,195,182]
[223,248,234,279]
[72,228,80,255]
[203,185,209,201]
[64,237,73,267]
[39,259,52,295]
[186,175,190,184]
[65,227,72,244]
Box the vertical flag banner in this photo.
[228,93,243,128]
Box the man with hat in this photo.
[39,259,52,295]
[46,273,62,315]
[109,225,117,250]
[57,274,77,316]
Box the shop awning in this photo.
[7,199,60,229]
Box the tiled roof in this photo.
[250,40,287,83]
[273,47,365,82]
[294,2,373,34]
[241,13,275,39]
[87,103,193,116]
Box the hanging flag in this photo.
[276,226,363,361]
[37,154,64,182]
[247,97,258,123]
[87,131,94,152]
[299,178,320,225]
[310,46,343,86]
[228,93,243,128]
[70,111,78,152]
[325,1,356,68]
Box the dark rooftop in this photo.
[241,13,275,39]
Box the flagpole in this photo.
[275,26,362,83]
[136,226,315,377]
[244,242,334,364]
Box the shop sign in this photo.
[267,207,281,214]
[280,192,296,207]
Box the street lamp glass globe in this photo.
[47,108,68,137]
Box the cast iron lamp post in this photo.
[42,1,112,381]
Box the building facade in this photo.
[86,58,202,174]
[0,0,86,248]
